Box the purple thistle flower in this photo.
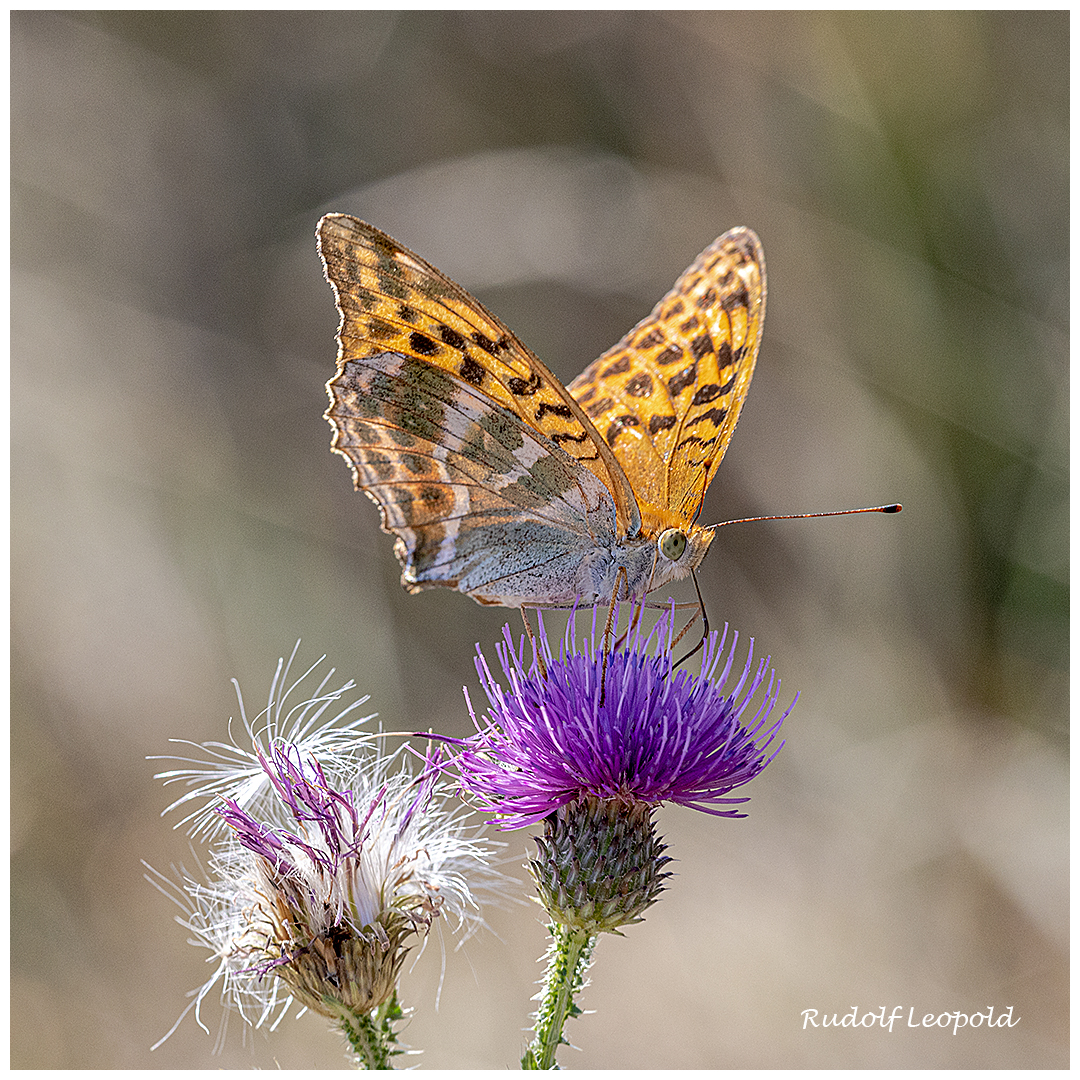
[457,607,792,832]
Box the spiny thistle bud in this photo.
[530,796,671,933]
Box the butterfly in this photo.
[318,214,766,608]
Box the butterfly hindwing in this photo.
[327,350,621,605]
[568,227,766,525]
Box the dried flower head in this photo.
[150,646,505,1055]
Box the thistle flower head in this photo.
[212,739,460,1021]
[150,647,506,1049]
[457,607,791,830]
[454,608,792,933]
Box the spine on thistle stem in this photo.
[337,993,406,1069]
[522,924,596,1070]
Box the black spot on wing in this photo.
[691,383,722,406]
[722,286,750,313]
[352,285,378,311]
[535,402,574,422]
[686,407,727,428]
[605,413,640,447]
[419,485,452,513]
[409,331,439,356]
[472,331,498,354]
[472,331,513,355]
[367,316,396,342]
[667,363,698,397]
[690,332,714,360]
[460,355,486,387]
[550,430,591,446]
[439,325,467,349]
[507,372,542,396]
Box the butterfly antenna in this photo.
[706,503,902,531]
[674,505,899,662]
[672,571,709,669]
[521,607,547,681]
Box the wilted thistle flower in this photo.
[456,607,791,934]
[216,743,451,1020]
[150,646,505,1065]
[153,641,377,842]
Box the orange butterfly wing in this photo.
[568,227,766,528]
[318,214,640,538]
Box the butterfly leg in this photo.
[672,571,710,668]
[669,608,700,650]
[608,591,648,653]
[599,567,629,706]
[603,597,702,657]
[520,607,548,681]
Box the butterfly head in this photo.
[658,528,688,562]
[649,522,714,591]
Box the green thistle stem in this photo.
[335,992,405,1069]
[522,924,596,1070]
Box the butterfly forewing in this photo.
[567,227,766,525]
[318,215,639,536]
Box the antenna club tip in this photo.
[883,503,902,513]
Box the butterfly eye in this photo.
[658,528,688,562]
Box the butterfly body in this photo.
[319,215,764,608]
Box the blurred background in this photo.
[11,10,1067,1069]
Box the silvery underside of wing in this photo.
[327,350,627,606]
